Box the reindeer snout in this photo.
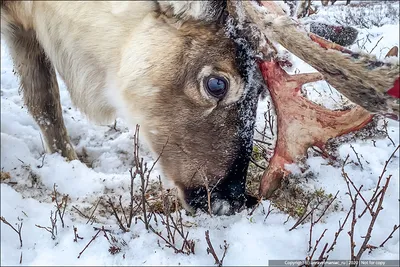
[183,171,259,216]
[183,186,246,216]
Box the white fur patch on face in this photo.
[198,65,245,106]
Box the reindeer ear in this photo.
[385,46,399,58]
[157,1,227,23]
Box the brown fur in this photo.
[2,3,76,159]
[1,1,258,214]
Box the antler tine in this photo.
[241,0,399,120]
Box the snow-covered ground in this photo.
[1,2,399,266]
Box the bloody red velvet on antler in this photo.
[388,78,400,98]
[239,0,398,197]
[258,61,373,198]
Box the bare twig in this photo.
[73,226,84,242]
[128,168,137,228]
[349,145,364,170]
[219,240,229,266]
[0,216,23,248]
[253,138,272,146]
[342,158,373,216]
[77,228,102,259]
[359,145,399,217]
[326,205,353,254]
[321,148,399,264]
[52,184,68,228]
[86,197,102,225]
[148,213,195,254]
[106,197,128,232]
[264,102,275,137]
[205,230,229,267]
[255,129,272,140]
[148,185,195,255]
[132,124,168,230]
[355,175,393,261]
[72,206,89,219]
[306,192,338,259]
[35,211,57,240]
[308,210,315,253]
[369,36,383,54]
[201,169,213,216]
[263,202,274,223]
[382,120,395,146]
[379,225,400,247]
[289,198,321,231]
[250,157,266,170]
[149,225,182,254]
[314,191,339,224]
[308,229,328,261]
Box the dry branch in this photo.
[205,230,229,267]
[0,216,23,248]
[107,197,128,232]
[35,210,58,240]
[86,198,101,225]
[73,226,84,242]
[263,202,274,223]
[77,228,102,259]
[379,225,400,248]
[148,183,195,255]
[106,124,166,233]
[72,206,90,220]
[52,184,68,228]
[131,124,168,230]
[289,191,339,231]
[307,146,399,264]
[358,145,399,217]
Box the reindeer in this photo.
[1,1,398,214]
[1,1,264,215]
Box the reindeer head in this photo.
[117,2,263,215]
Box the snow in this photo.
[1,2,399,266]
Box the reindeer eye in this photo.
[204,76,228,99]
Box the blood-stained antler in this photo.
[224,1,398,198]
[243,1,400,119]
[258,61,372,197]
